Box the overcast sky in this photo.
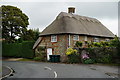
[0,0,119,36]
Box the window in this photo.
[51,35,57,42]
[93,37,99,42]
[73,35,79,41]
[105,38,110,42]
[85,36,87,41]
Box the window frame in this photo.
[105,38,110,42]
[51,35,57,42]
[73,35,79,41]
[93,37,99,42]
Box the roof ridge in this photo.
[57,12,100,23]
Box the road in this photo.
[2,61,119,78]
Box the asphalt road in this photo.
[2,66,11,78]
[2,61,119,78]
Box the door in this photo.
[47,48,52,60]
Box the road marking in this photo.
[54,71,57,78]
[44,66,52,70]
[1,66,13,79]
[44,66,58,78]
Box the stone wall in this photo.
[36,34,112,62]
[37,35,68,62]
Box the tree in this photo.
[18,28,40,42]
[1,5,29,42]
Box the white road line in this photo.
[1,66,13,79]
[44,66,58,78]
[44,66,52,70]
[54,71,57,78]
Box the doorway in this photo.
[47,48,52,60]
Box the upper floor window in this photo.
[93,37,99,42]
[51,35,57,42]
[73,35,79,41]
[105,38,110,42]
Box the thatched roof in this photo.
[33,37,42,49]
[40,12,114,37]
[33,12,115,49]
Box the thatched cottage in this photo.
[33,7,114,62]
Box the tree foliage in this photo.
[18,28,40,42]
[1,5,29,42]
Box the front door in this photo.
[47,48,52,60]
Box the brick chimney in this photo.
[68,7,75,14]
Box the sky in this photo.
[0,0,119,36]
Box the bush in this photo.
[82,58,95,64]
[93,42,101,47]
[85,47,116,64]
[66,48,80,63]
[21,41,35,58]
[75,41,82,47]
[35,46,46,61]
[66,48,77,56]
[2,41,35,58]
[96,54,112,63]
[67,53,80,63]
[33,57,43,61]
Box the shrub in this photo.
[96,54,112,63]
[93,42,101,47]
[67,53,80,63]
[75,41,82,47]
[66,48,80,63]
[100,41,110,47]
[37,46,46,51]
[35,46,46,61]
[82,58,95,64]
[21,41,35,58]
[66,48,77,56]
[2,41,35,58]
[33,57,43,61]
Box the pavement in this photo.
[2,61,119,78]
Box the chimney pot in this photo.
[68,7,75,13]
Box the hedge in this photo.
[69,47,119,64]
[2,41,35,58]
[80,47,118,64]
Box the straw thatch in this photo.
[40,12,114,37]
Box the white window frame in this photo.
[94,37,99,42]
[73,35,79,41]
[105,38,110,42]
[51,35,57,42]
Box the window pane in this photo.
[51,35,57,42]
[73,35,79,40]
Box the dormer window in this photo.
[73,35,79,41]
[51,35,57,42]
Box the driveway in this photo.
[2,61,119,78]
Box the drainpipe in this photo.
[68,34,70,48]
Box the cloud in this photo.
[1,0,119,2]
[99,19,118,35]
[1,2,118,35]
[66,2,118,19]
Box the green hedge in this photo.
[84,47,118,64]
[2,41,35,58]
